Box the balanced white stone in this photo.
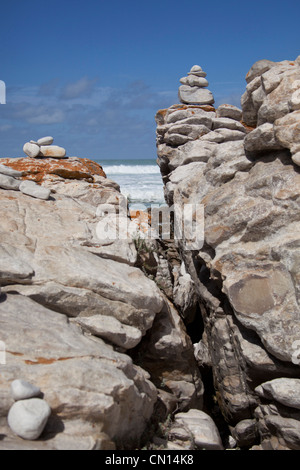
[10,380,41,401]
[7,398,51,440]
[39,145,66,158]
[37,136,54,146]
[179,65,215,105]
[23,137,66,159]
[180,76,209,87]
[188,65,207,78]
[179,86,214,105]
[23,142,40,158]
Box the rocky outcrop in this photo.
[0,155,203,449]
[156,56,300,450]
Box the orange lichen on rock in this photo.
[130,209,151,224]
[240,121,256,133]
[0,157,106,184]
[172,104,216,112]
[156,109,168,118]
[130,209,151,234]
[25,356,73,365]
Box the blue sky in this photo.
[1,0,300,160]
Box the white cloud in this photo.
[27,109,65,124]
[60,77,99,100]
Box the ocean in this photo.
[98,158,165,208]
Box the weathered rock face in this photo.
[0,294,157,448]
[242,56,300,166]
[0,156,203,449]
[156,57,300,449]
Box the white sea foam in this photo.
[104,165,160,175]
[100,160,164,205]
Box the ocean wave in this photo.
[121,187,165,204]
[104,165,160,175]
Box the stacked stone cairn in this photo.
[23,136,66,159]
[7,379,51,441]
[179,65,215,105]
[0,135,66,200]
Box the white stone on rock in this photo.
[187,66,207,78]
[188,71,207,78]
[190,65,203,73]
[19,180,51,200]
[23,142,40,158]
[39,145,66,158]
[179,76,189,85]
[8,398,51,440]
[10,380,41,401]
[0,163,23,177]
[179,85,214,105]
[0,174,21,191]
[183,76,209,88]
[37,136,54,146]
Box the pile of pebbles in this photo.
[7,379,51,440]
[178,65,215,105]
[23,136,66,159]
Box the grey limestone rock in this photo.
[0,173,21,191]
[0,163,23,177]
[19,180,51,200]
